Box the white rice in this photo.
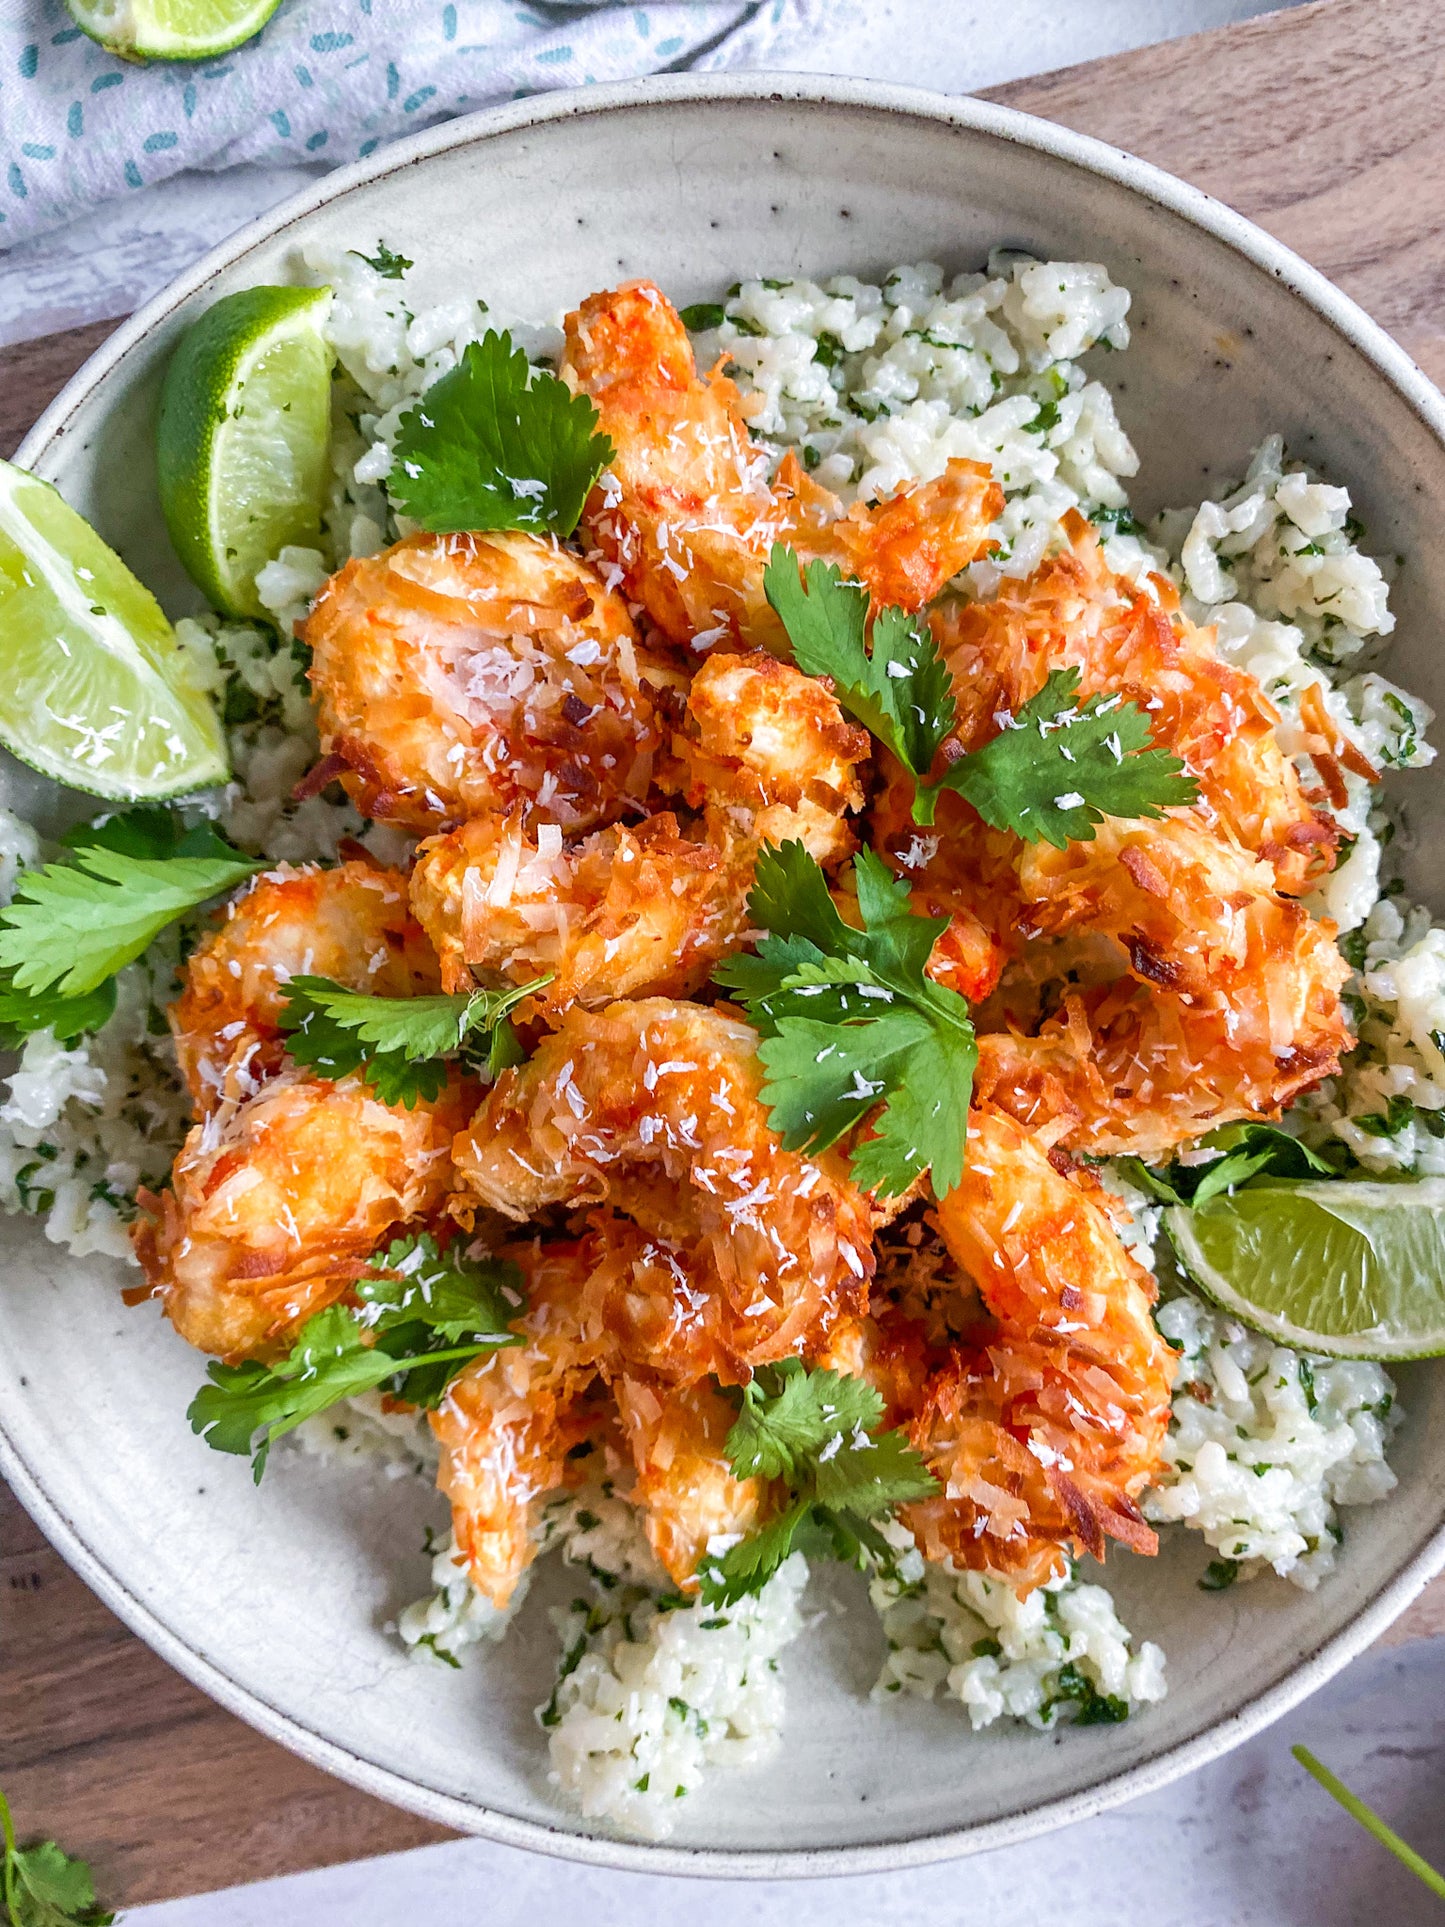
[871,1526,1166,1729]
[1145,1295,1400,1589]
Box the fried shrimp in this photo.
[560,280,1001,653]
[432,1240,607,1608]
[433,1230,762,1605]
[170,859,440,1110]
[409,809,750,1008]
[452,999,876,1373]
[612,1373,763,1586]
[930,517,1335,892]
[133,1068,475,1361]
[671,650,869,866]
[304,529,674,834]
[855,1108,1174,1591]
[409,651,867,1016]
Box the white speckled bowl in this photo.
[5,74,1445,1878]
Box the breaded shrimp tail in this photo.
[561,279,1000,653]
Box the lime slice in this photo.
[1167,1177,1445,1359]
[0,459,228,801]
[157,285,334,622]
[63,0,282,60]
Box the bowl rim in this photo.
[8,67,1445,1883]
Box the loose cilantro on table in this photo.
[1116,1121,1338,1210]
[277,972,550,1107]
[0,1786,114,1927]
[763,544,1197,839]
[1293,1746,1445,1901]
[390,331,614,538]
[0,813,263,1026]
[714,841,976,1198]
[187,1233,522,1480]
[697,1360,937,1607]
[350,240,413,280]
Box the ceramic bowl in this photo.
[5,74,1445,1878]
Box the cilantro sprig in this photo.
[0,809,262,1027]
[0,1786,114,1927]
[763,545,1198,842]
[714,842,975,1197]
[277,972,550,1107]
[390,331,614,538]
[698,1360,937,1607]
[187,1233,522,1480]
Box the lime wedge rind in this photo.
[1166,1175,1445,1361]
[63,0,283,61]
[0,460,229,802]
[157,284,334,623]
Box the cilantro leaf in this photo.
[0,838,264,999]
[390,332,614,538]
[1118,1121,1337,1212]
[698,1360,936,1607]
[0,977,116,1049]
[350,240,413,279]
[188,1239,523,1481]
[725,1357,882,1481]
[763,547,956,778]
[62,804,238,865]
[0,1789,113,1927]
[920,667,1198,842]
[714,843,975,1196]
[357,1231,522,1344]
[278,972,548,1108]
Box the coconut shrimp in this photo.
[432,1239,608,1608]
[915,803,1353,1159]
[561,280,1001,654]
[849,1108,1174,1591]
[410,809,752,1011]
[171,859,441,1110]
[433,1231,762,1605]
[670,649,869,867]
[452,998,877,1374]
[930,517,1336,892]
[133,1067,475,1361]
[409,651,868,1017]
[304,529,678,834]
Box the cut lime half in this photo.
[0,460,229,801]
[1167,1177,1445,1359]
[158,284,334,621]
[63,0,283,60]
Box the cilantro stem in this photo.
[1292,1745,1445,1899]
[1,1788,18,1926]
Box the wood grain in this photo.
[1,1484,454,1905]
[4,0,1445,1903]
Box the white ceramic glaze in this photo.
[5,75,1445,1879]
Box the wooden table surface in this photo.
[6,0,1445,1905]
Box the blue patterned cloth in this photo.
[0,0,836,248]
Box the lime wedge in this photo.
[157,285,334,621]
[1167,1178,1445,1359]
[0,459,228,801]
[63,0,282,60]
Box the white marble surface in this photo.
[0,0,1298,345]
